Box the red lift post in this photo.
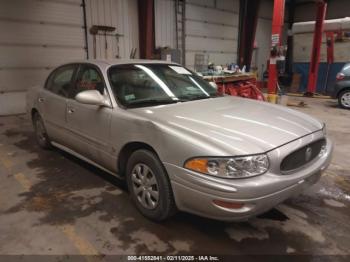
[267,0,285,103]
[305,1,327,96]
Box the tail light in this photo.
[336,72,345,81]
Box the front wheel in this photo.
[126,149,177,221]
[338,89,350,109]
[33,113,52,149]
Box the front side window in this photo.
[70,65,105,99]
[108,64,219,108]
[46,65,76,97]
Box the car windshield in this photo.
[108,63,220,108]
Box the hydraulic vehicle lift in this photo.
[267,0,328,101]
[267,0,285,103]
[305,1,327,96]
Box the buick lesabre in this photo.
[27,60,333,221]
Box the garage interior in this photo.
[0,0,350,259]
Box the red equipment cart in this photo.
[204,73,265,101]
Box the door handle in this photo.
[67,108,75,114]
[38,97,44,103]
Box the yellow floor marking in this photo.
[14,173,31,192]
[60,225,99,256]
[0,155,13,170]
[286,93,332,99]
[4,163,99,257]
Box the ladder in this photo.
[175,0,186,65]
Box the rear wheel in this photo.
[126,149,177,221]
[338,89,350,109]
[33,113,52,149]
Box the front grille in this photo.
[280,139,326,172]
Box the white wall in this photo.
[294,33,350,63]
[0,0,86,115]
[254,18,272,79]
[0,0,139,115]
[0,0,85,93]
[154,0,239,69]
[293,33,327,63]
[85,0,139,59]
[293,0,350,63]
[295,0,350,22]
[155,0,176,49]
[186,0,239,68]
[253,0,273,79]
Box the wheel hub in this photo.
[131,163,159,210]
[341,92,350,107]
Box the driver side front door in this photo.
[66,64,116,170]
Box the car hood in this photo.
[130,96,323,155]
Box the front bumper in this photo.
[164,132,333,221]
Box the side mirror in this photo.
[75,90,111,107]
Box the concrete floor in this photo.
[0,97,350,258]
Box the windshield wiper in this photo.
[178,94,212,101]
[126,99,179,108]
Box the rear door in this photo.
[38,64,78,145]
[66,64,115,169]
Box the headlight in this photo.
[184,154,269,179]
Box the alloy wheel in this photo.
[131,163,159,210]
[340,91,350,108]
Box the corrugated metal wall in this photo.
[85,0,139,59]
[0,0,139,115]
[154,0,239,69]
[294,33,350,63]
[293,34,327,63]
[0,0,86,115]
[253,0,273,79]
[0,0,86,94]
[294,0,350,22]
[155,0,176,49]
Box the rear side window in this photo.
[46,65,76,97]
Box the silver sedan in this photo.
[27,60,333,221]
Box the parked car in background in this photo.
[333,63,350,109]
[27,59,333,222]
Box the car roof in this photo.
[67,59,180,71]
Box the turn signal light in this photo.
[213,200,245,209]
[184,159,208,173]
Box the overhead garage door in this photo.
[185,0,239,69]
[154,0,239,69]
[0,0,86,115]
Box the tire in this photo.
[33,113,52,149]
[126,149,177,221]
[338,89,350,109]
